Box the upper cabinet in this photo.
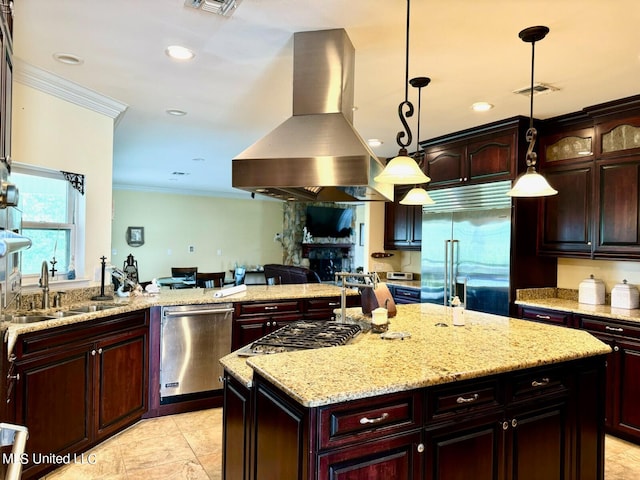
[422,117,527,189]
[384,186,422,251]
[538,97,640,260]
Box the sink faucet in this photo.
[40,260,49,309]
[334,272,379,322]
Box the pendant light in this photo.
[374,0,431,186]
[400,77,435,205]
[507,26,558,197]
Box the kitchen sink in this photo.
[11,315,56,324]
[69,304,122,313]
[52,311,82,318]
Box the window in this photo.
[12,164,84,280]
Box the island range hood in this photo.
[232,29,393,202]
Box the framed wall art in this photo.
[126,226,144,247]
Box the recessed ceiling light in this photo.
[166,109,187,116]
[52,53,84,65]
[165,45,195,61]
[368,139,383,148]
[471,102,494,112]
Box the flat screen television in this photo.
[305,206,353,238]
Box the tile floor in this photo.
[41,408,640,479]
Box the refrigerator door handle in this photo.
[451,239,459,305]
[444,239,450,306]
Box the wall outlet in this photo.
[188,245,195,253]
[217,249,222,256]
[167,249,172,256]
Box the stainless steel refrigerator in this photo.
[421,181,512,316]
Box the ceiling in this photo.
[12,0,640,199]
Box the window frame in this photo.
[12,163,84,283]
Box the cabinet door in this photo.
[594,157,640,257]
[95,327,148,439]
[384,187,422,251]
[467,132,516,184]
[613,337,640,438]
[538,161,593,256]
[318,431,422,480]
[424,413,503,480]
[234,317,269,349]
[506,400,570,480]
[425,142,466,188]
[223,374,251,480]
[15,344,92,474]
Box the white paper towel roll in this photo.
[213,284,247,298]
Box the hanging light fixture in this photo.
[400,77,435,205]
[374,0,431,186]
[507,26,557,197]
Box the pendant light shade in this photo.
[506,25,558,198]
[507,166,557,197]
[399,186,435,205]
[374,150,431,184]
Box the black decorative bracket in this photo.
[60,171,85,195]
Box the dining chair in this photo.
[196,272,226,288]
[170,267,197,289]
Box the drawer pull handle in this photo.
[605,326,624,333]
[264,306,278,311]
[535,314,551,320]
[328,302,340,307]
[359,412,390,425]
[7,373,19,381]
[456,393,479,404]
[531,377,550,387]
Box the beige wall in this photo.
[558,258,640,293]
[12,83,113,281]
[111,190,284,281]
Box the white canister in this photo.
[611,280,640,309]
[578,275,605,305]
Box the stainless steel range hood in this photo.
[232,29,393,202]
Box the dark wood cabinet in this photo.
[594,157,640,258]
[388,284,421,304]
[222,374,252,480]
[232,357,603,480]
[518,305,573,327]
[303,295,360,320]
[384,186,422,250]
[11,310,149,479]
[233,300,304,350]
[422,117,526,189]
[537,98,640,260]
[576,314,640,442]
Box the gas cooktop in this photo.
[238,320,361,356]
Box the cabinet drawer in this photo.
[393,286,421,304]
[577,316,640,340]
[519,307,572,326]
[428,380,501,420]
[237,301,301,317]
[318,390,423,450]
[510,368,568,402]
[305,298,342,312]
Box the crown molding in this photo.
[13,58,128,123]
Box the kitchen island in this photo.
[221,303,610,480]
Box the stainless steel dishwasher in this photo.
[160,303,233,400]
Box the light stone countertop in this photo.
[516,288,640,325]
[3,283,356,355]
[221,303,610,408]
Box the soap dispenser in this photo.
[451,296,465,326]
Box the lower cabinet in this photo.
[519,305,640,445]
[224,357,604,480]
[222,374,252,480]
[10,311,149,479]
[389,285,422,304]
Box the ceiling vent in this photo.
[513,82,559,97]
[184,0,241,17]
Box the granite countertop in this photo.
[3,283,356,354]
[220,302,610,408]
[516,287,640,325]
[384,280,421,289]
